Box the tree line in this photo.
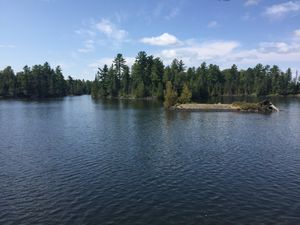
[2,55,299,101]
[0,62,91,98]
[91,51,300,104]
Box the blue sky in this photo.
[1,0,300,80]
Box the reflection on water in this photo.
[0,95,300,225]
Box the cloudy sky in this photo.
[1,0,300,80]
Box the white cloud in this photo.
[259,42,290,53]
[294,29,300,37]
[78,39,95,53]
[75,19,129,54]
[86,37,299,73]
[158,41,240,65]
[77,49,91,53]
[228,47,300,65]
[96,19,127,41]
[141,33,180,46]
[207,21,218,28]
[244,0,260,6]
[0,44,16,48]
[215,39,300,70]
[153,33,300,72]
[75,29,96,38]
[76,19,300,78]
[265,1,300,18]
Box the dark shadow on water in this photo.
[92,98,162,110]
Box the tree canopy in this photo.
[2,54,299,100]
[91,52,300,101]
[0,62,91,98]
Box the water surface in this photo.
[1,96,300,224]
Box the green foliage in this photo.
[164,81,178,108]
[91,53,300,101]
[0,66,15,97]
[0,62,90,98]
[232,102,259,110]
[232,101,278,112]
[121,65,130,96]
[3,53,294,100]
[178,84,192,104]
[135,82,145,98]
[131,51,148,97]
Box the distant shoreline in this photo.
[0,94,89,100]
[1,94,299,101]
[93,93,300,100]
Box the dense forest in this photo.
[91,51,300,105]
[0,62,91,98]
[1,54,299,101]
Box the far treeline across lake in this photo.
[1,51,300,100]
[0,62,91,98]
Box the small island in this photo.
[172,100,279,113]
[162,75,280,113]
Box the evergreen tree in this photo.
[0,63,90,98]
[131,51,148,97]
[121,65,130,96]
[178,83,192,104]
[164,81,178,108]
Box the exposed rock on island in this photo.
[172,100,279,113]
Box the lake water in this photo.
[1,95,300,225]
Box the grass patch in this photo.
[232,102,259,110]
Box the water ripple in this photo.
[1,96,300,224]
